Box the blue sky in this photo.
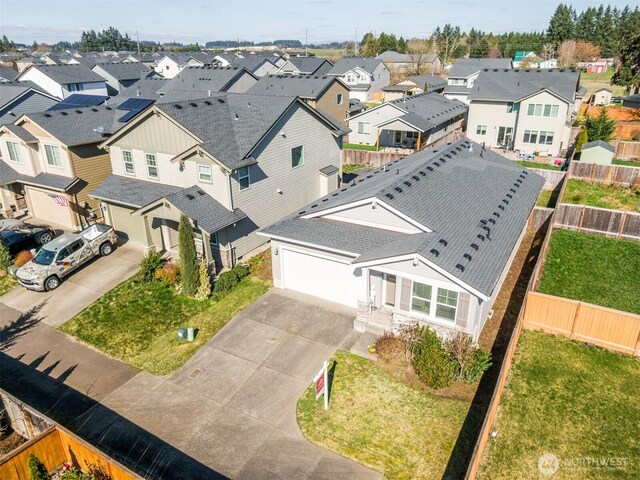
[0,0,633,45]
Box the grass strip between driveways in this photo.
[537,229,640,314]
[562,179,640,212]
[0,274,18,297]
[297,349,470,480]
[60,275,270,374]
[478,330,640,479]
[514,160,562,171]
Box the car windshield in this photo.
[33,247,56,266]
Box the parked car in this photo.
[16,224,118,291]
[0,224,55,256]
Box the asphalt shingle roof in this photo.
[328,57,383,75]
[285,57,330,74]
[23,64,106,84]
[262,139,544,297]
[247,74,343,98]
[0,160,77,191]
[448,58,513,78]
[582,140,615,153]
[230,56,275,72]
[0,82,50,107]
[89,174,182,208]
[93,62,151,81]
[374,92,468,132]
[3,124,38,142]
[110,77,169,102]
[0,66,18,82]
[409,75,447,92]
[157,66,253,100]
[467,68,580,103]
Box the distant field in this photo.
[580,69,626,97]
[306,48,347,59]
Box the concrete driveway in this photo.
[77,290,383,479]
[0,239,142,327]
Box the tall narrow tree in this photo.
[178,214,199,296]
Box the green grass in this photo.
[478,330,640,479]
[562,179,640,212]
[0,274,17,296]
[342,163,368,174]
[579,69,626,97]
[514,160,562,171]
[297,350,471,480]
[536,189,559,208]
[60,275,270,374]
[538,230,640,314]
[613,158,640,168]
[344,143,378,152]
[306,48,347,59]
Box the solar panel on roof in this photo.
[117,98,155,111]
[117,110,139,122]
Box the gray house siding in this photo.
[369,62,391,98]
[0,91,59,125]
[228,104,342,259]
[225,72,258,93]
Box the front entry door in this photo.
[385,274,397,306]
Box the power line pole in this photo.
[355,28,358,56]
[305,27,308,56]
[136,30,140,61]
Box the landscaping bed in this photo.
[60,252,271,374]
[538,229,640,314]
[478,330,640,479]
[562,178,640,212]
[297,349,471,480]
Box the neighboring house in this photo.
[590,88,612,106]
[513,51,540,68]
[230,56,279,77]
[586,59,608,74]
[90,93,349,270]
[466,69,581,156]
[444,58,513,104]
[579,140,615,165]
[154,53,213,78]
[156,66,258,100]
[16,64,108,99]
[349,98,366,117]
[382,75,447,101]
[622,93,640,109]
[91,63,152,95]
[0,66,18,83]
[260,139,544,342]
[276,57,333,76]
[539,59,558,68]
[247,74,350,124]
[0,82,60,125]
[327,58,390,102]
[0,102,153,228]
[110,77,170,102]
[347,92,467,150]
[376,51,440,75]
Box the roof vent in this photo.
[75,110,82,114]
[419,171,426,176]
[463,253,472,261]
[434,162,440,167]
[217,98,225,103]
[430,248,439,257]
[510,188,516,193]
[498,204,505,210]
[439,239,448,247]
[105,106,112,110]
[489,218,496,224]
[470,243,479,250]
[299,210,306,214]
[477,234,485,241]
[197,189,205,195]
[190,102,197,107]
[394,187,403,193]
[44,113,51,117]
[385,193,394,200]
[91,108,98,112]
[186,194,195,200]
[174,104,182,109]
[204,100,212,105]
[60,111,68,115]
[412,175,420,181]
[403,180,411,187]
[514,182,520,188]
[455,264,465,272]
[427,166,434,171]
[502,199,509,205]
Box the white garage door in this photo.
[26,187,73,229]
[281,248,363,307]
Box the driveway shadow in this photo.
[0,302,45,351]
[0,353,229,479]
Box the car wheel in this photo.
[45,276,61,291]
[39,232,53,244]
[100,242,113,256]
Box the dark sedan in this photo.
[0,225,55,256]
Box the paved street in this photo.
[74,289,383,479]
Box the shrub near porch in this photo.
[60,253,271,375]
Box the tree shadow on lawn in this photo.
[441,223,548,479]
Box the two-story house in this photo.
[327,58,390,102]
[347,93,468,150]
[230,56,279,77]
[247,75,350,124]
[16,64,109,99]
[376,51,441,76]
[156,66,258,100]
[443,58,513,104]
[276,57,333,76]
[90,93,349,270]
[154,53,213,79]
[466,69,581,156]
[0,82,59,125]
[382,75,447,102]
[0,102,153,228]
[91,62,153,95]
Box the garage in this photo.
[107,204,148,245]
[280,248,364,307]
[25,186,74,229]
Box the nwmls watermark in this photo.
[538,453,629,475]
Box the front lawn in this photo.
[537,229,640,314]
[60,272,270,374]
[514,160,562,171]
[562,179,640,212]
[0,273,17,297]
[297,349,470,480]
[478,330,640,479]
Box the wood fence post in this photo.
[577,206,586,233]
[618,212,628,239]
[570,302,581,339]
[634,329,640,357]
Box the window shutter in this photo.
[399,277,411,311]
[456,292,470,329]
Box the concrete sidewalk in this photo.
[76,290,383,479]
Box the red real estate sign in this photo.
[315,373,325,399]
[313,360,329,410]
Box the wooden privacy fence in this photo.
[528,206,554,230]
[342,149,406,168]
[569,161,640,185]
[610,140,640,158]
[554,203,640,240]
[0,426,141,480]
[523,292,640,356]
[528,168,565,190]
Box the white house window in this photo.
[6,141,22,162]
[539,131,554,145]
[238,166,250,190]
[435,288,458,321]
[210,232,218,245]
[527,103,542,116]
[198,164,212,183]
[122,150,134,175]
[405,131,419,139]
[291,146,304,168]
[146,153,158,178]
[476,125,487,135]
[523,130,538,143]
[67,83,84,92]
[345,74,356,83]
[543,104,559,117]
[357,122,371,135]
[44,144,62,167]
[411,281,432,314]
[337,93,343,105]
[506,102,514,113]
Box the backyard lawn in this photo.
[60,268,270,374]
[342,163,368,174]
[579,69,626,97]
[613,158,640,168]
[0,274,17,297]
[297,349,471,480]
[538,229,640,314]
[343,143,378,152]
[514,160,562,171]
[536,189,559,208]
[562,179,640,212]
[478,330,640,479]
